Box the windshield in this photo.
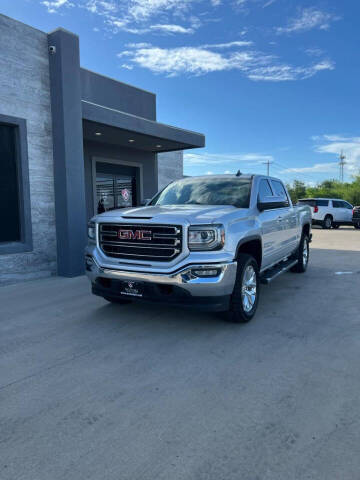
[150,177,251,208]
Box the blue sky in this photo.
[2,0,360,185]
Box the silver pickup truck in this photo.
[85,174,312,323]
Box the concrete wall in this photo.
[83,141,158,220]
[157,151,184,190]
[81,69,156,121]
[0,15,57,285]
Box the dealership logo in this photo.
[118,229,152,241]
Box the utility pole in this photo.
[339,151,346,182]
[263,159,273,176]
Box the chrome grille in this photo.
[99,223,182,262]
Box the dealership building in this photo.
[0,14,205,285]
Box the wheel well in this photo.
[302,223,310,237]
[236,239,262,269]
[324,214,333,220]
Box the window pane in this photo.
[271,180,289,203]
[316,200,329,206]
[332,201,342,208]
[259,180,273,201]
[151,177,251,208]
[0,125,20,242]
[298,199,316,207]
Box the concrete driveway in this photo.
[1,228,360,480]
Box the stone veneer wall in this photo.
[0,15,57,285]
[157,151,184,191]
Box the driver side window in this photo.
[258,179,273,202]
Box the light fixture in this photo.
[129,139,135,143]
[156,144,162,148]
[95,132,102,136]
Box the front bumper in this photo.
[85,255,237,312]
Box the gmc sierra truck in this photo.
[85,174,312,323]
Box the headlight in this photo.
[188,225,225,251]
[88,222,96,242]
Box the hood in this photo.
[96,204,240,224]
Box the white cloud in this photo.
[248,60,334,82]
[282,162,338,174]
[119,43,335,80]
[42,0,74,13]
[150,24,194,34]
[281,135,360,177]
[314,135,360,174]
[201,40,253,48]
[277,7,340,34]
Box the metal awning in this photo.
[82,100,205,153]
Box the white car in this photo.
[298,198,354,229]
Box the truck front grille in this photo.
[99,223,183,262]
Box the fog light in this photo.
[192,269,220,278]
[85,256,94,271]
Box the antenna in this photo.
[339,151,346,182]
[262,159,273,176]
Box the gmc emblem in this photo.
[118,229,152,241]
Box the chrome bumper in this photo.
[85,255,237,298]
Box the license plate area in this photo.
[120,280,144,297]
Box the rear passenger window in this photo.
[316,200,329,207]
[271,180,289,205]
[332,201,342,208]
[258,179,273,201]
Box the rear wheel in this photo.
[291,234,309,273]
[226,254,259,323]
[104,296,132,304]
[354,223,360,230]
[322,215,332,229]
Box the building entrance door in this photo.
[95,162,138,214]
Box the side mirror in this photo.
[258,196,289,211]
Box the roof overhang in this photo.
[82,100,205,153]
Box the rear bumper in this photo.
[85,255,237,312]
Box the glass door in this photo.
[96,173,135,214]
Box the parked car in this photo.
[353,206,360,229]
[298,198,354,229]
[86,174,312,323]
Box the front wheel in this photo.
[226,254,260,323]
[291,234,310,273]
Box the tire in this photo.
[104,296,132,304]
[354,223,360,230]
[332,224,340,229]
[291,234,310,273]
[226,254,260,323]
[322,215,332,229]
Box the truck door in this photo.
[270,180,298,257]
[343,201,354,223]
[258,179,283,269]
[332,200,350,223]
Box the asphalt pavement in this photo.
[1,227,360,480]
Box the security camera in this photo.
[49,45,56,55]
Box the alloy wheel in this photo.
[241,265,257,313]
